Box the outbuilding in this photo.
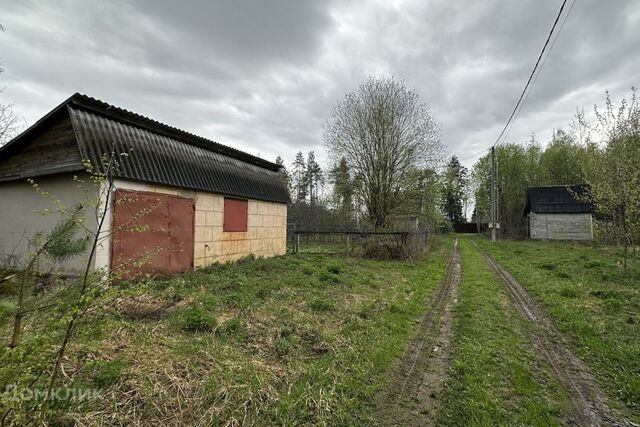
[524,185,593,241]
[0,94,289,278]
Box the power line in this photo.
[492,0,569,148]
[458,146,491,162]
[499,0,577,146]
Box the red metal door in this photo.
[111,189,194,280]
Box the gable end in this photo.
[0,109,83,181]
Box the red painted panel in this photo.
[224,198,248,232]
[111,189,194,280]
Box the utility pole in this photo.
[491,146,497,242]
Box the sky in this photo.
[1,0,639,170]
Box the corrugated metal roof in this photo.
[524,185,592,215]
[67,94,282,172]
[69,106,289,203]
[0,93,289,203]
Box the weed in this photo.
[308,297,335,312]
[560,288,579,298]
[88,359,128,388]
[327,264,342,274]
[180,306,217,332]
[220,318,244,337]
[255,287,271,299]
[590,290,624,300]
[317,271,340,284]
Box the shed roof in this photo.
[524,185,592,215]
[0,94,289,203]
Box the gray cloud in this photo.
[1,0,638,169]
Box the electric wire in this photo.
[492,0,569,148]
[498,0,577,147]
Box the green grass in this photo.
[472,236,640,422]
[438,237,570,426]
[1,238,449,426]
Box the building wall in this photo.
[94,179,287,270]
[0,173,99,274]
[0,114,82,181]
[529,212,593,240]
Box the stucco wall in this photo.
[94,179,287,270]
[529,212,593,240]
[0,173,98,274]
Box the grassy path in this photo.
[437,237,570,426]
[472,239,632,426]
[473,237,640,423]
[375,238,460,426]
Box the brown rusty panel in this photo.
[168,195,195,273]
[111,189,194,280]
[223,198,248,232]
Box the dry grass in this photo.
[2,239,448,425]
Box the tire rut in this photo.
[471,240,634,427]
[374,238,460,426]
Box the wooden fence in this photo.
[290,230,429,259]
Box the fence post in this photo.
[294,233,300,253]
[346,233,350,254]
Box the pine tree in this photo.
[275,156,290,198]
[306,151,323,205]
[291,151,307,203]
[441,155,467,223]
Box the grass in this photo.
[0,238,449,426]
[438,237,570,426]
[472,236,640,422]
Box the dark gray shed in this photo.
[524,185,593,240]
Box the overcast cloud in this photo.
[1,0,639,169]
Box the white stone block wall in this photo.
[94,179,287,270]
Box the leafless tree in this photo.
[0,103,21,145]
[0,23,22,146]
[323,76,443,229]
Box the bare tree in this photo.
[0,103,21,145]
[0,23,22,146]
[323,76,442,229]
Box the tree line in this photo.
[472,89,640,260]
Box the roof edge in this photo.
[0,94,76,158]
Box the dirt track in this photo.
[374,239,460,426]
[472,241,634,427]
